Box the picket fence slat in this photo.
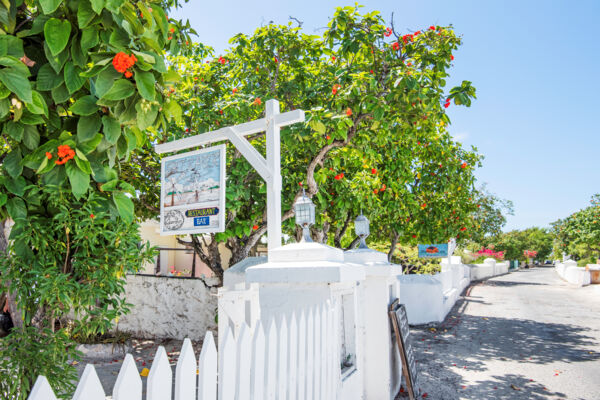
[235,323,251,400]
[219,326,237,400]
[175,338,197,400]
[297,309,307,400]
[28,376,57,400]
[198,331,217,400]
[314,304,322,400]
[147,346,172,400]
[320,303,328,400]
[277,315,288,400]
[265,319,278,399]
[288,312,298,400]
[113,353,142,400]
[250,321,265,400]
[306,306,315,399]
[72,364,105,400]
[327,302,336,400]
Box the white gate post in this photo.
[265,99,282,251]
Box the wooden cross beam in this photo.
[155,99,305,254]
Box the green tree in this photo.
[484,227,553,262]
[126,6,480,279]
[552,194,600,263]
[0,0,192,397]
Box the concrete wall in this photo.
[555,261,591,286]
[118,274,219,340]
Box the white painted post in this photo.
[288,312,298,400]
[235,324,252,400]
[265,99,282,251]
[313,305,322,400]
[147,346,172,400]
[219,326,237,400]
[320,303,328,400]
[305,306,315,399]
[175,338,197,400]
[250,321,266,400]
[27,376,58,400]
[198,331,217,400]
[113,354,142,400]
[72,364,105,400]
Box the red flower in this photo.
[461,162,467,168]
[450,55,454,61]
[332,84,340,95]
[326,135,331,140]
[371,168,377,174]
[185,128,189,133]
[232,88,238,94]
[374,189,379,194]
[124,70,132,78]
[219,110,223,115]
[392,42,400,51]
[345,108,352,116]
[90,214,95,219]
[384,27,392,37]
[444,103,450,109]
[252,225,259,230]
[331,56,336,62]
[370,69,373,74]
[218,56,227,64]
[340,172,344,178]
[415,30,421,35]
[55,144,75,165]
[45,152,52,160]
[253,97,262,106]
[429,25,435,30]
[460,227,467,231]
[168,36,172,40]
[112,52,137,74]
[381,184,386,191]
[274,57,278,63]
[412,234,417,238]
[299,182,303,186]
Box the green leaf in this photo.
[64,62,85,94]
[5,121,23,141]
[69,95,99,115]
[3,149,22,178]
[135,101,158,130]
[78,133,103,153]
[44,18,72,56]
[102,79,135,100]
[66,161,90,199]
[44,42,69,73]
[164,99,182,123]
[39,0,62,14]
[37,63,63,91]
[51,84,70,103]
[90,0,105,14]
[22,125,40,149]
[81,27,99,51]
[113,192,134,223]
[93,66,120,98]
[0,193,6,207]
[134,70,155,101]
[77,114,102,142]
[0,68,32,102]
[20,112,44,125]
[0,35,24,58]
[77,0,95,28]
[26,91,49,117]
[6,197,27,220]
[74,155,92,174]
[4,176,26,197]
[102,115,121,144]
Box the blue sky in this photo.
[171,1,600,231]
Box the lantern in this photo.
[355,213,370,249]
[294,189,315,242]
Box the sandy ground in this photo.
[400,267,600,399]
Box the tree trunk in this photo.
[387,231,399,263]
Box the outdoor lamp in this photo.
[294,189,315,242]
[355,213,370,249]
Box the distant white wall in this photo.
[555,261,591,286]
[118,274,219,340]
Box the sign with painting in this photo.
[389,299,420,400]
[160,145,226,235]
[417,243,449,258]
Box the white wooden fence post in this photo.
[250,321,266,400]
[277,315,289,399]
[28,376,57,400]
[235,323,251,400]
[219,326,237,400]
[198,331,217,400]
[297,309,307,400]
[113,354,142,400]
[147,346,172,400]
[320,303,328,400]
[314,304,322,400]
[72,364,105,400]
[306,306,315,399]
[175,338,197,400]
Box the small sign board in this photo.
[160,145,226,235]
[389,299,420,399]
[418,243,449,258]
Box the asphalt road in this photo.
[407,267,600,400]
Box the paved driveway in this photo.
[407,267,600,399]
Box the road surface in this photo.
[408,267,600,399]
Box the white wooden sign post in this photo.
[155,99,305,253]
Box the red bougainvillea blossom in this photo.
[112,52,137,75]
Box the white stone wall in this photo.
[555,261,591,286]
[118,274,219,340]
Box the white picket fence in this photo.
[28,302,340,400]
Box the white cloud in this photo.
[451,131,470,142]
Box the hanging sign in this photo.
[417,243,449,258]
[160,145,226,235]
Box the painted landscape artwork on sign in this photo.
[417,243,449,258]
[160,145,226,235]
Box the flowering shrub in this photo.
[523,250,538,259]
[477,248,505,260]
